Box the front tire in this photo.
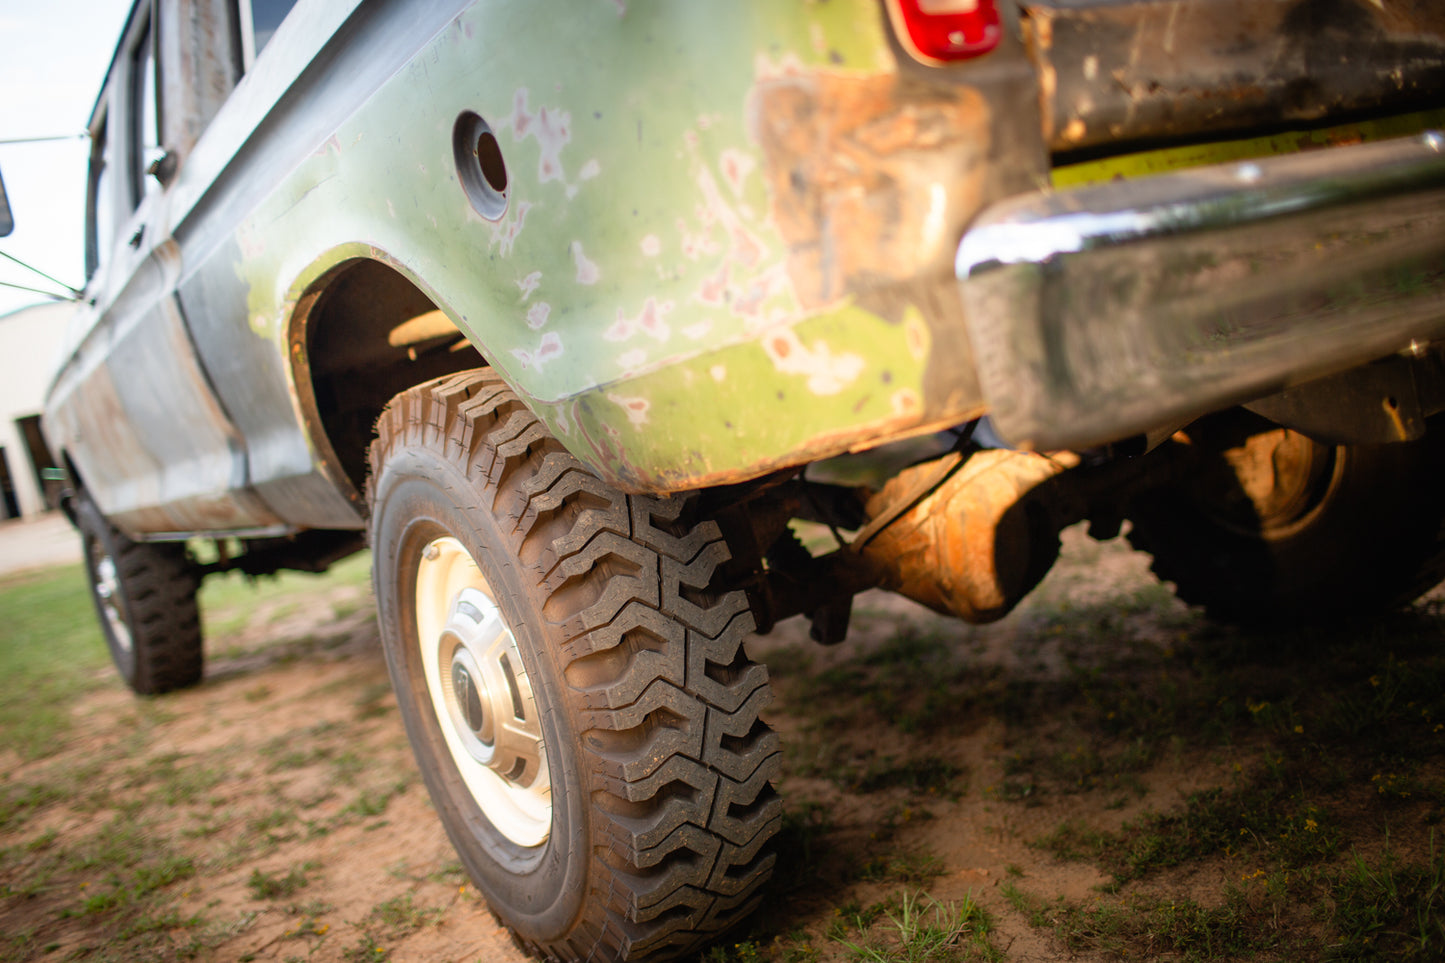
[367,371,781,962]
[75,494,203,694]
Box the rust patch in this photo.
[751,70,992,307]
[1028,0,1445,153]
[856,449,1079,623]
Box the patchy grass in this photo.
[833,890,998,962]
[1036,774,1338,886]
[1330,837,1445,960]
[199,551,373,641]
[0,565,110,757]
[0,551,441,962]
[367,892,443,935]
[248,862,317,900]
[1000,883,1288,959]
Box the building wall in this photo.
[0,301,74,519]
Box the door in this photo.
[44,2,283,536]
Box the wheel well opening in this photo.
[300,260,483,496]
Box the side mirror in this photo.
[0,166,12,237]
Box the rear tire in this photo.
[1127,416,1445,625]
[367,370,782,962]
[75,495,203,694]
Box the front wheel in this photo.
[367,371,781,962]
[75,494,203,694]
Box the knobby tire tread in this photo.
[368,370,781,962]
[78,498,202,695]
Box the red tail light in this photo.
[891,0,1001,62]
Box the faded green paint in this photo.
[540,302,934,490]
[230,0,992,491]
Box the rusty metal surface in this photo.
[44,303,283,536]
[1026,0,1445,154]
[753,71,994,309]
[157,0,238,168]
[44,204,285,536]
[854,448,1079,623]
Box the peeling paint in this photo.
[890,388,922,415]
[696,165,767,268]
[694,262,729,306]
[512,331,563,370]
[762,327,866,395]
[605,297,673,343]
[490,200,532,256]
[754,51,810,81]
[606,392,650,425]
[570,242,600,284]
[677,218,718,261]
[535,106,572,183]
[719,148,756,198]
[516,270,542,300]
[509,87,574,188]
[510,87,534,138]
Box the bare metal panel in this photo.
[1027,0,1445,153]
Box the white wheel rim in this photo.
[93,551,133,654]
[414,536,551,847]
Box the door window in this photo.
[128,15,164,208]
[84,115,116,278]
[240,0,300,68]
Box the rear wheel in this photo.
[367,370,781,962]
[75,495,203,694]
[1127,416,1445,624]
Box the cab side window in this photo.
[128,15,164,209]
[85,6,166,279]
[240,0,300,68]
[85,115,116,279]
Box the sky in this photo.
[0,0,133,318]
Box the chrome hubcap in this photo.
[415,536,550,847]
[93,552,133,654]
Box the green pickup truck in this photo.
[38,0,1445,959]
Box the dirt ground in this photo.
[4,524,1445,961]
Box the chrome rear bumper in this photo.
[957,132,1445,450]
